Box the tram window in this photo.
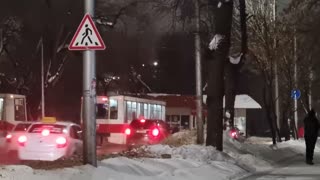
[126,101,132,121]
[132,102,137,119]
[162,106,166,120]
[109,99,118,119]
[144,104,148,118]
[156,105,161,119]
[14,98,26,121]
[148,104,153,119]
[0,98,3,120]
[136,103,141,118]
[96,103,109,119]
[139,103,144,117]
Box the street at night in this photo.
[1,0,320,179]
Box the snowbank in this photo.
[1,130,317,180]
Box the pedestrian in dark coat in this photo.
[304,109,319,165]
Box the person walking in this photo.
[304,109,319,165]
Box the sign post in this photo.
[291,89,301,134]
[69,0,105,167]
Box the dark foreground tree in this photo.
[206,0,234,151]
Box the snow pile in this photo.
[162,130,197,146]
[1,130,319,180]
[147,144,234,163]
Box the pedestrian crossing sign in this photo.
[69,14,106,50]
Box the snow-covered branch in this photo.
[209,34,225,50]
[229,53,242,64]
[46,56,68,87]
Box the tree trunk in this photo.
[263,83,277,145]
[206,0,233,151]
[224,0,247,130]
[224,63,236,128]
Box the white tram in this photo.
[81,95,166,144]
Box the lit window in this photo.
[109,99,118,119]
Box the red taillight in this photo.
[6,134,12,139]
[56,137,67,148]
[231,131,237,137]
[125,128,131,135]
[18,135,27,146]
[140,119,146,123]
[230,129,238,139]
[42,129,50,136]
[151,128,160,137]
[6,134,12,142]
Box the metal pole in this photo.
[293,28,298,130]
[273,0,280,129]
[83,0,97,167]
[41,38,45,119]
[309,70,312,110]
[195,0,203,144]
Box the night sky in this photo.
[0,0,199,120]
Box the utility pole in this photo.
[273,0,281,131]
[83,0,97,167]
[293,27,298,131]
[195,0,204,144]
[41,37,45,119]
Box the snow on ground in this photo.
[1,130,320,180]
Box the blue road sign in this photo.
[291,89,301,100]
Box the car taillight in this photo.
[6,134,12,142]
[56,137,67,148]
[42,129,50,136]
[151,128,160,137]
[18,135,27,146]
[229,129,238,139]
[125,128,131,135]
[6,134,12,139]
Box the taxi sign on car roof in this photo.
[42,117,57,123]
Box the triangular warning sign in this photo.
[69,14,106,50]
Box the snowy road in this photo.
[0,142,128,166]
[238,151,320,180]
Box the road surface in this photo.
[0,142,128,165]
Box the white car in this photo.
[18,121,83,161]
[5,122,33,154]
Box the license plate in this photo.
[136,130,147,133]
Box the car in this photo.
[18,121,83,161]
[5,122,33,154]
[125,119,170,147]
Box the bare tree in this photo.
[245,0,282,144]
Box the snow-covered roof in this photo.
[203,94,262,109]
[147,93,261,109]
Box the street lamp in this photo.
[153,61,158,66]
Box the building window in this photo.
[14,98,26,121]
[181,115,189,129]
